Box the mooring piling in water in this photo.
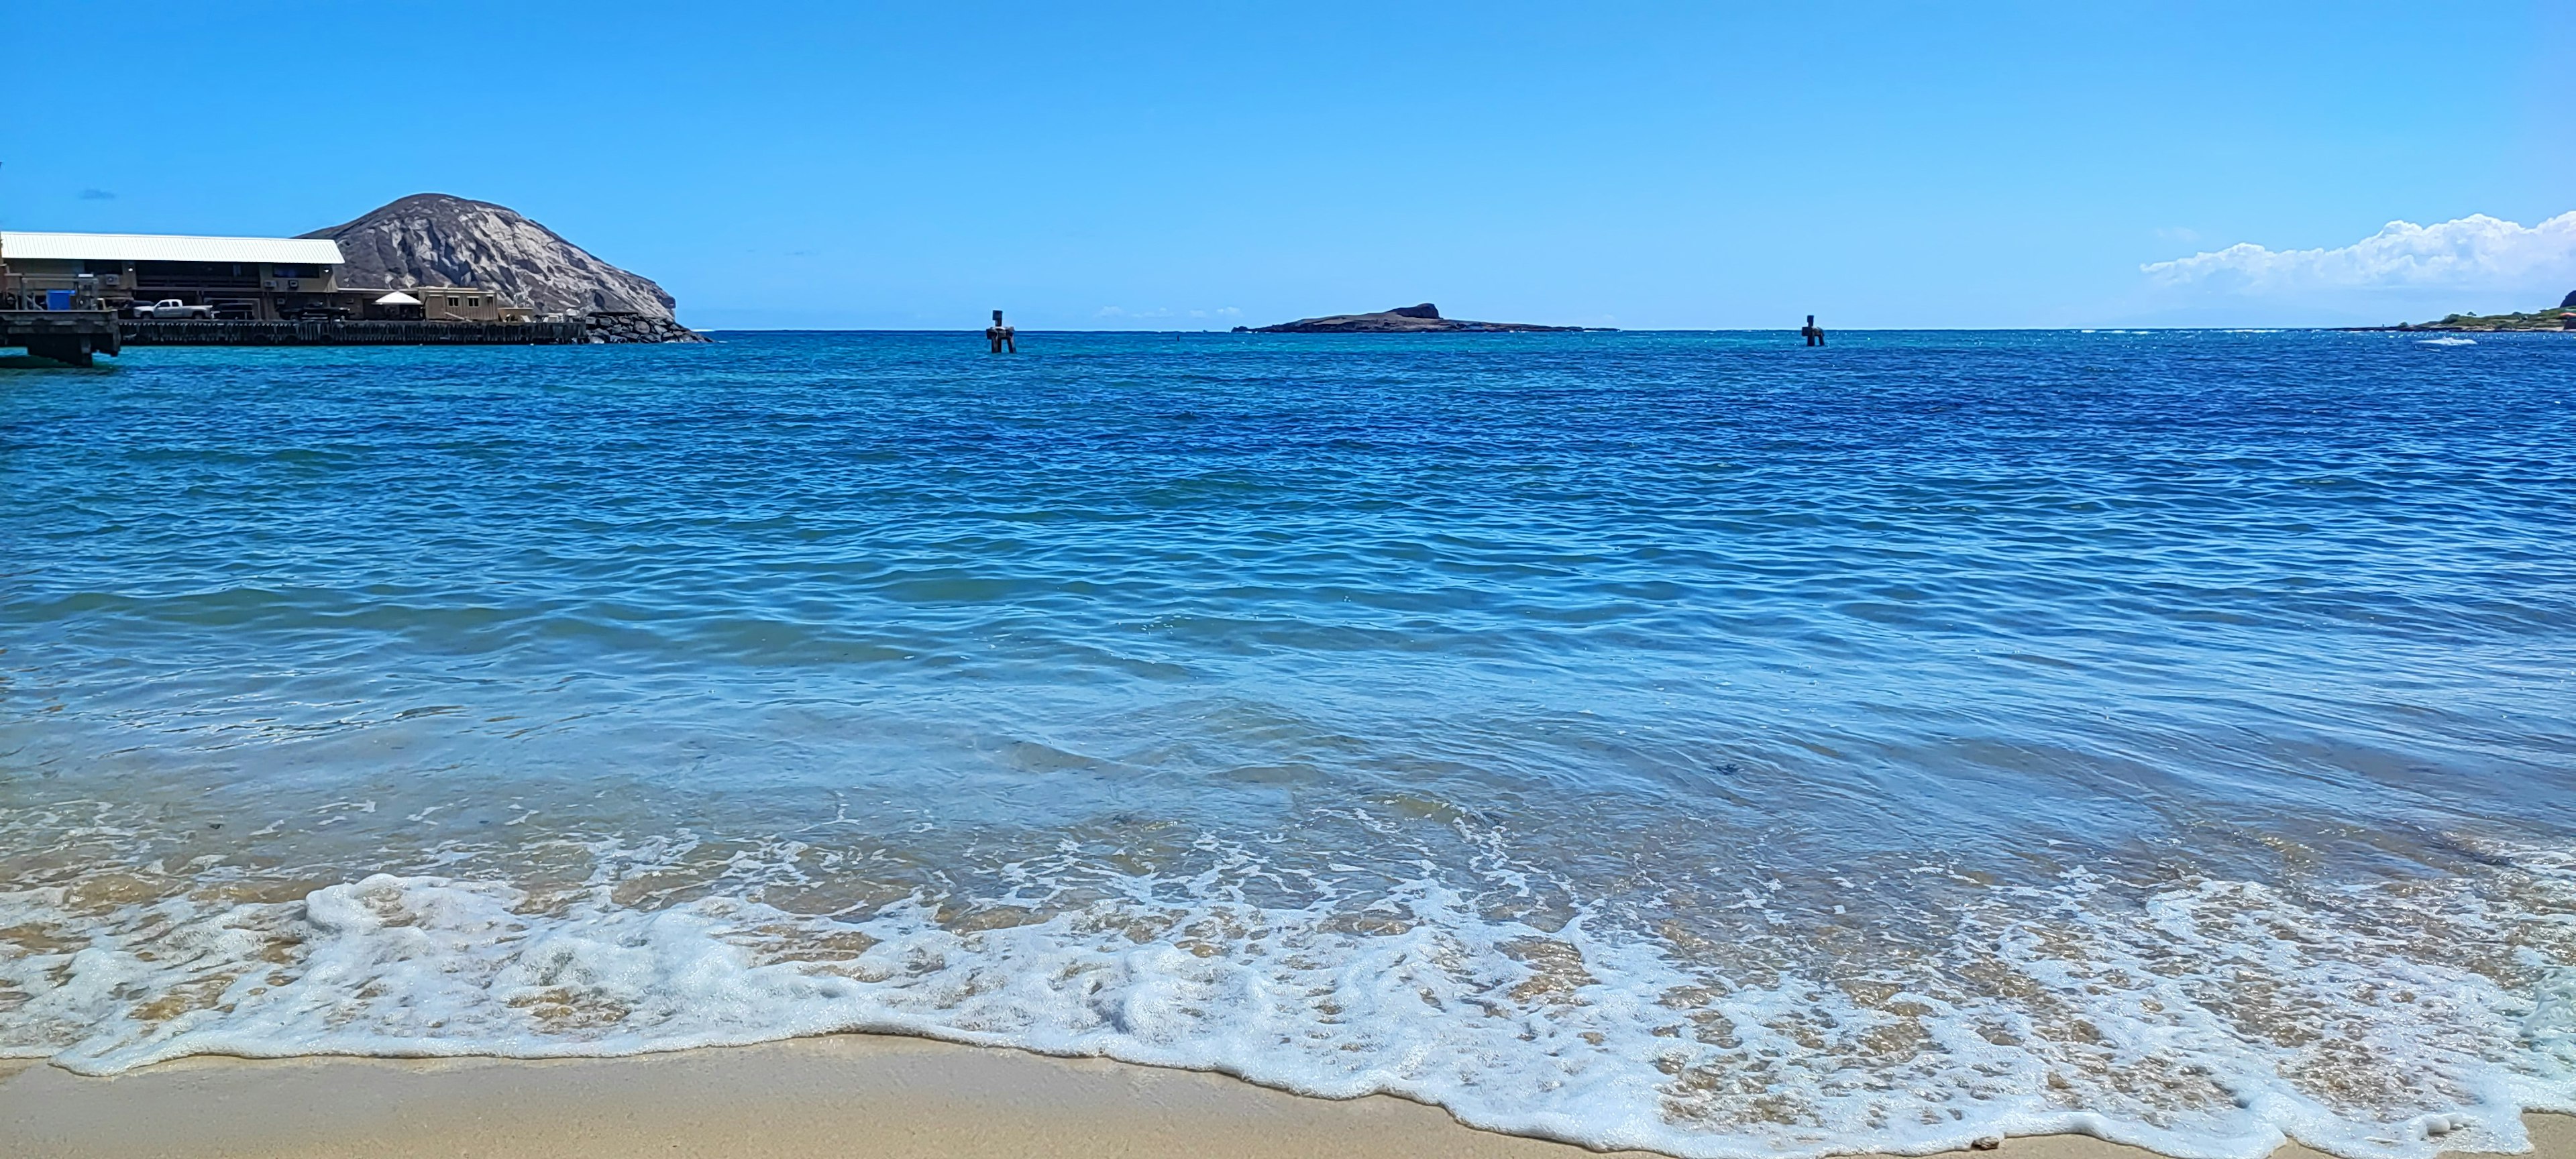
[1801,315,1825,347]
[986,310,1016,353]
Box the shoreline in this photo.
[2,1036,2566,1159]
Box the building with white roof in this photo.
[0,231,349,319]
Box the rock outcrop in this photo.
[1246,303,1595,333]
[583,313,704,345]
[2396,297,2576,331]
[2562,289,2576,309]
[303,194,704,341]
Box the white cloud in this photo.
[2142,211,2576,292]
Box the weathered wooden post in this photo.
[1801,315,1825,347]
[986,309,1016,353]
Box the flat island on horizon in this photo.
[1240,302,1606,333]
[2388,288,2576,331]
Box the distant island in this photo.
[2387,290,2576,332]
[1238,303,1605,333]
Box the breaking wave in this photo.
[4,824,2570,1159]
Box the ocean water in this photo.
[3,330,2573,1158]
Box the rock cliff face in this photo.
[303,194,700,340]
[1248,302,1595,333]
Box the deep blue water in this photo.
[3,331,2573,1158]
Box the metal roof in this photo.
[0,231,345,264]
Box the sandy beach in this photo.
[1,1035,2565,1159]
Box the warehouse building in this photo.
[0,231,352,319]
[0,231,536,323]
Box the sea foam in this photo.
[3,838,2569,1159]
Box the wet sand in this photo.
[0,1036,2565,1159]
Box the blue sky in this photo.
[7,3,2569,329]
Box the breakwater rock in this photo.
[1246,302,1601,333]
[585,312,708,344]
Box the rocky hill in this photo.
[303,194,699,339]
[1246,303,1596,333]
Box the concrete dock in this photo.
[4,315,589,364]
[120,319,587,345]
[0,311,121,366]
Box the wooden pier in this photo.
[0,310,121,366]
[5,315,590,364]
[120,319,588,345]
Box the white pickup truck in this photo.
[133,299,217,320]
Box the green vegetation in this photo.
[2404,299,2576,331]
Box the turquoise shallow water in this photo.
[3,331,2573,1157]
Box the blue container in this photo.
[44,290,73,311]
